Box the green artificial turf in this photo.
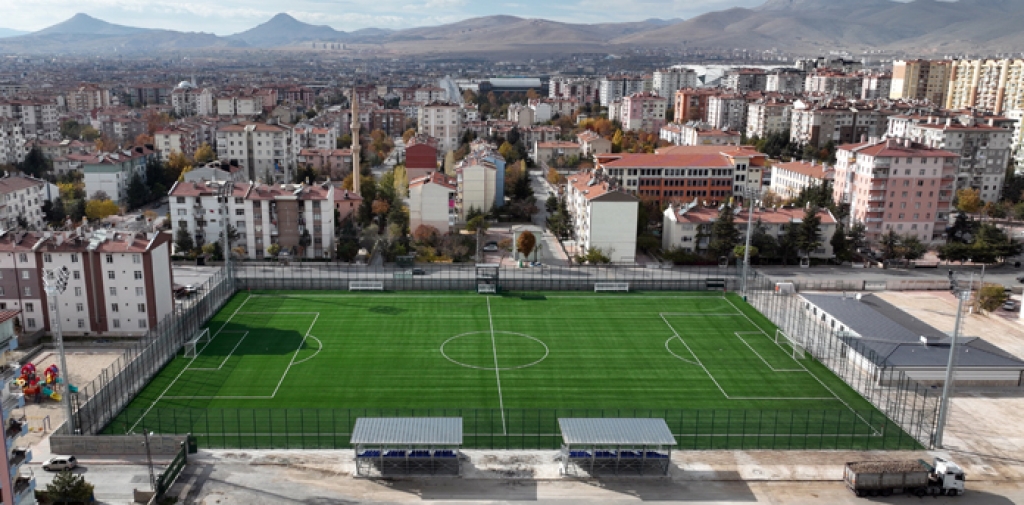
[106,291,919,450]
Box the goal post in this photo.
[775,329,806,360]
[594,282,629,292]
[349,281,384,291]
[183,328,210,358]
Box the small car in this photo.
[1004,300,1018,311]
[42,456,77,472]
[482,244,499,252]
[411,268,426,276]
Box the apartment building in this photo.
[565,171,639,263]
[548,77,600,104]
[507,104,536,128]
[408,171,457,232]
[215,121,296,183]
[611,92,667,132]
[170,84,215,117]
[576,130,612,158]
[294,126,338,151]
[722,69,768,93]
[169,180,336,260]
[662,202,837,258]
[413,87,447,103]
[66,84,111,112]
[660,122,740,147]
[652,68,698,105]
[296,149,351,180]
[0,119,25,165]
[153,123,207,162]
[454,154,499,219]
[746,100,793,139]
[790,102,890,149]
[861,72,892,100]
[706,94,747,132]
[0,309,33,505]
[805,72,863,98]
[902,117,1013,202]
[216,94,265,116]
[596,145,767,208]
[770,160,833,200]
[0,176,59,230]
[81,146,156,205]
[405,134,440,182]
[765,70,806,94]
[834,138,958,243]
[945,59,1024,114]
[890,60,952,104]
[418,102,463,155]
[599,77,645,107]
[0,228,175,336]
[0,100,60,140]
[534,141,581,165]
[674,88,718,124]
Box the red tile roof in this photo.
[409,171,456,190]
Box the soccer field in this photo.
[106,291,918,449]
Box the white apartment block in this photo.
[903,117,1013,202]
[766,71,806,94]
[0,176,59,230]
[154,126,198,162]
[804,73,863,98]
[507,104,536,128]
[945,59,1024,114]
[418,103,463,155]
[217,95,264,116]
[408,171,457,232]
[0,229,174,337]
[861,73,892,100]
[548,77,600,104]
[215,122,296,183]
[660,123,740,146]
[81,146,156,205]
[0,101,60,140]
[1006,109,1024,168]
[745,100,792,139]
[0,120,25,165]
[652,69,698,106]
[599,77,645,107]
[414,87,447,103]
[66,85,111,112]
[769,160,832,200]
[706,94,747,132]
[454,155,498,219]
[663,202,836,258]
[169,180,336,260]
[295,126,338,151]
[171,86,215,117]
[565,171,639,263]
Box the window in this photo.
[113,319,120,329]
[112,303,119,312]
[22,287,30,296]
[20,271,28,280]
[77,319,85,329]
[107,271,115,280]
[109,287,116,296]
[43,253,52,262]
[25,303,33,312]
[138,303,146,313]
[18,253,26,262]
[73,270,80,280]
[76,303,83,312]
[26,318,35,329]
[106,254,115,263]
[176,197,185,203]
[235,209,244,216]
[74,287,81,296]
[139,319,148,329]
[133,255,141,264]
[134,271,142,280]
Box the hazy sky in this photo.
[1,0,766,35]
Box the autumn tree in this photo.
[412,224,440,246]
[194,143,216,164]
[267,243,282,257]
[516,230,537,259]
[402,128,417,144]
[547,167,565,185]
[371,199,390,216]
[143,109,171,135]
[956,188,982,213]
[85,199,119,220]
[95,134,116,152]
[166,151,191,181]
[134,133,153,147]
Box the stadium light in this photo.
[934,272,972,448]
[44,265,75,436]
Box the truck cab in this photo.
[932,458,966,495]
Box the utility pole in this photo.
[741,192,756,298]
[219,182,233,285]
[43,266,74,435]
[934,271,971,448]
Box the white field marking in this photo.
[658,313,745,317]
[733,332,803,372]
[291,335,323,366]
[192,431,883,438]
[162,395,273,400]
[234,312,324,315]
[270,313,320,398]
[664,336,699,366]
[440,331,549,371]
[129,293,252,432]
[660,314,840,401]
[188,331,250,371]
[722,297,880,435]
[487,296,507,436]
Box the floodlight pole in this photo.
[741,193,755,298]
[44,268,75,436]
[219,182,232,285]
[934,272,971,449]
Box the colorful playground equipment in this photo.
[17,363,62,403]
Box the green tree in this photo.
[174,227,195,255]
[733,245,759,259]
[42,199,66,226]
[847,222,866,252]
[796,206,822,256]
[880,230,900,260]
[42,470,94,504]
[708,204,739,260]
[831,221,851,262]
[516,230,537,259]
[267,243,282,257]
[17,147,50,177]
[779,221,801,264]
[465,215,488,233]
[979,284,1008,312]
[578,247,611,264]
[545,195,558,213]
[898,234,927,261]
[126,173,149,210]
[202,241,223,261]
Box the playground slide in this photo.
[50,392,61,401]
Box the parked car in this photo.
[411,268,426,276]
[1004,300,1017,311]
[42,456,77,471]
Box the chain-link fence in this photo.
[110,406,916,450]
[234,263,741,292]
[747,272,940,449]
[59,268,236,436]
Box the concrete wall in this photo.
[50,434,187,456]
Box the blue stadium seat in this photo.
[435,450,457,458]
[384,450,406,457]
[358,450,381,458]
[645,452,668,459]
[569,451,591,458]
[409,450,431,458]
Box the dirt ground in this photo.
[876,291,1024,481]
[12,350,122,447]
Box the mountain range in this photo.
[1,0,1023,57]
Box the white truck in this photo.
[844,458,965,497]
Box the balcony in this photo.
[871,171,889,178]
[13,474,35,505]
[865,218,884,223]
[868,196,886,202]
[9,448,30,475]
[5,419,26,446]
[869,185,886,191]
[2,393,24,420]
[867,207,885,213]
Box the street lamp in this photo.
[739,188,761,298]
[43,265,75,435]
[218,182,233,284]
[142,430,156,491]
[934,271,972,448]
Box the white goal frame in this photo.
[349,281,384,291]
[477,283,497,294]
[594,282,630,292]
[775,329,806,360]
[183,328,211,358]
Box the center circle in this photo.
[441,331,549,371]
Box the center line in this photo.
[487,296,506,435]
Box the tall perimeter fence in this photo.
[63,263,938,449]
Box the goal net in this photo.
[774,329,806,360]
[183,328,211,358]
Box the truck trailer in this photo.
[844,458,965,497]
